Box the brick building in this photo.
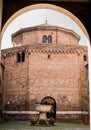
[0,63,4,106]
[1,23,88,121]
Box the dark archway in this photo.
[41,96,56,120]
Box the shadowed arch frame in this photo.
[41,96,56,119]
[0,3,90,43]
[0,3,90,124]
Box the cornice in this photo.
[1,44,88,59]
[12,24,80,41]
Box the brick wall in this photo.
[28,52,80,111]
[1,44,88,113]
[3,53,29,111]
[1,25,88,120]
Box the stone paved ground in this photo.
[0,121,89,130]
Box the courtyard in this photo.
[0,121,90,130]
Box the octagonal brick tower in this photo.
[1,23,88,121]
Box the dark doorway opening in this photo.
[41,96,56,120]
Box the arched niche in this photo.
[41,96,56,119]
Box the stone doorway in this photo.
[41,96,56,120]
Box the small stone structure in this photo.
[35,104,52,120]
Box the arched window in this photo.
[17,53,20,62]
[17,52,25,63]
[83,54,87,61]
[48,36,52,43]
[22,52,25,62]
[43,35,47,43]
[43,35,52,43]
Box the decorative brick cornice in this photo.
[1,44,88,59]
